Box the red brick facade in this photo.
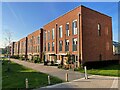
[11,5,114,67]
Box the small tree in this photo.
[4,31,13,72]
[66,52,71,64]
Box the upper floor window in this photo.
[48,43,50,51]
[66,23,70,36]
[98,23,101,36]
[72,20,77,35]
[59,25,63,38]
[52,42,54,51]
[106,42,109,51]
[105,27,109,35]
[37,36,40,44]
[52,28,55,40]
[48,31,50,40]
[44,43,46,51]
[43,31,46,40]
[72,38,77,51]
[65,40,69,51]
[59,40,63,51]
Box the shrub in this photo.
[51,61,54,66]
[58,64,63,68]
[33,56,41,63]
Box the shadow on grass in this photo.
[2,60,63,89]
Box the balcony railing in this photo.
[73,44,77,51]
[65,45,69,51]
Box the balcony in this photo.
[65,45,69,51]
[72,44,77,51]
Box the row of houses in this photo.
[9,5,119,67]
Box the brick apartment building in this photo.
[19,37,27,59]
[27,29,43,59]
[10,5,114,67]
[10,42,15,56]
[43,5,113,67]
[14,41,20,56]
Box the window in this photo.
[44,43,46,51]
[66,23,69,36]
[72,20,77,35]
[105,27,109,35]
[72,38,77,51]
[48,31,50,40]
[65,40,69,51]
[43,31,46,40]
[106,42,109,51]
[52,42,54,51]
[52,28,55,39]
[59,40,63,51]
[38,45,39,52]
[37,36,40,44]
[48,43,50,51]
[98,23,101,36]
[59,25,62,38]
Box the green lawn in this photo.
[2,60,63,89]
[75,64,120,77]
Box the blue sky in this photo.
[1,2,118,48]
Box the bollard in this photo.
[84,66,88,79]
[65,73,68,82]
[25,78,28,88]
[48,75,50,85]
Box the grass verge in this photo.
[75,64,120,77]
[2,60,63,89]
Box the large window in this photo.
[44,43,46,51]
[37,36,40,44]
[72,20,77,35]
[52,28,55,40]
[48,31,50,40]
[106,42,109,51]
[98,23,101,36]
[65,39,69,51]
[59,25,62,38]
[52,42,54,51]
[43,31,46,40]
[72,38,77,51]
[48,43,50,51]
[66,23,69,36]
[59,40,63,51]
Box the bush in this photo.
[58,64,63,68]
[12,55,19,59]
[51,61,54,66]
[33,56,41,63]
[44,60,48,65]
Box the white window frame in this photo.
[59,25,63,38]
[73,19,77,35]
[66,22,70,36]
[52,28,55,39]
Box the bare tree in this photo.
[4,30,13,72]
[5,31,12,57]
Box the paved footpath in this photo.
[10,59,119,89]
[10,59,85,81]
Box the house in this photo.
[10,5,114,67]
[43,5,113,67]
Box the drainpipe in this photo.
[56,23,58,59]
[78,13,80,68]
